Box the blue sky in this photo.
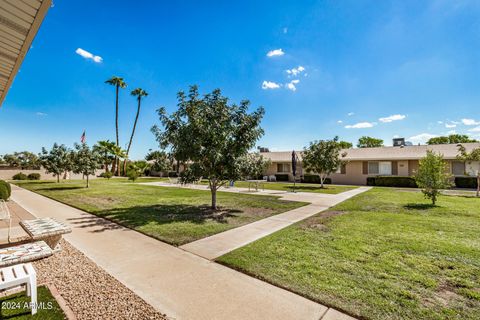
[1,0,480,159]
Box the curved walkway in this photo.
[11,184,363,320]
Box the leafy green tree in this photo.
[239,153,271,179]
[93,140,116,172]
[124,88,148,175]
[40,144,72,183]
[357,136,384,148]
[126,160,150,181]
[427,134,477,145]
[302,137,347,188]
[338,141,353,149]
[105,76,127,175]
[457,145,480,197]
[1,152,40,169]
[72,143,100,188]
[153,86,265,209]
[145,150,172,174]
[414,151,452,205]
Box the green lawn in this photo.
[217,188,480,320]
[202,180,357,194]
[0,286,65,319]
[15,179,307,245]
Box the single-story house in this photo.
[260,140,480,185]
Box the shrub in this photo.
[0,180,11,200]
[275,174,290,182]
[27,173,41,180]
[366,177,376,186]
[373,176,418,188]
[302,174,331,184]
[99,172,113,179]
[455,177,478,189]
[127,170,139,182]
[12,172,28,180]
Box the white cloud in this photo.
[378,114,406,123]
[447,130,457,135]
[283,27,288,34]
[461,118,480,126]
[286,79,300,91]
[468,126,480,132]
[261,81,281,90]
[408,133,437,144]
[445,123,456,128]
[337,120,343,124]
[36,112,47,116]
[266,49,284,57]
[344,122,376,129]
[286,66,305,77]
[347,112,354,116]
[437,121,443,124]
[75,48,103,63]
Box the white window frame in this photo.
[277,163,290,173]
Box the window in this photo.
[368,162,379,174]
[277,163,290,173]
[336,164,346,174]
[379,162,392,175]
[452,161,465,176]
[368,161,392,175]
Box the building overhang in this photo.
[0,0,51,107]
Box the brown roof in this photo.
[0,0,51,107]
[260,143,480,162]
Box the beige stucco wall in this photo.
[0,169,104,181]
[330,161,368,185]
[397,160,409,176]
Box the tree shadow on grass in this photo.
[404,203,437,210]
[36,186,86,191]
[67,203,243,233]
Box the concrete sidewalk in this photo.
[11,185,357,320]
[143,182,370,260]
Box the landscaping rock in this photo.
[34,239,167,320]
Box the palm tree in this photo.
[105,76,127,175]
[93,140,116,172]
[123,88,148,175]
[111,145,127,176]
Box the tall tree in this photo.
[457,145,480,197]
[414,151,452,205]
[357,136,384,148]
[123,88,148,175]
[72,143,100,188]
[105,76,127,175]
[302,137,347,188]
[39,143,72,183]
[153,86,265,209]
[427,134,477,145]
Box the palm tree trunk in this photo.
[115,85,120,176]
[124,98,142,175]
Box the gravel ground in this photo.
[34,239,168,320]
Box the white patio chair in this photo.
[0,263,37,315]
[0,200,11,243]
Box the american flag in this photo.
[80,130,86,143]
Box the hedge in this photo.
[455,176,478,189]
[366,176,418,188]
[12,172,28,180]
[27,173,41,180]
[275,174,290,182]
[302,175,332,184]
[0,180,11,200]
[168,171,178,178]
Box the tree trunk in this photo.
[124,98,142,176]
[111,159,117,176]
[115,84,120,176]
[86,175,89,188]
[56,174,60,183]
[211,188,217,210]
[477,175,479,197]
[320,174,325,188]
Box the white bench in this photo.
[0,263,37,315]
